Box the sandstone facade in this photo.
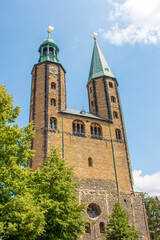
[29,39,150,239]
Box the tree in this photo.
[0,84,45,239]
[33,148,86,240]
[105,201,139,240]
[144,194,160,240]
[0,85,86,239]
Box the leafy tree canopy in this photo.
[105,201,139,240]
[33,148,86,240]
[0,84,44,239]
[0,84,86,239]
[144,194,160,240]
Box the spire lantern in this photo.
[38,26,59,63]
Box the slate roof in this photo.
[88,40,115,84]
[61,108,110,121]
[133,184,143,193]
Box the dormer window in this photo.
[43,47,47,56]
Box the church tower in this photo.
[30,30,150,240]
[30,29,66,170]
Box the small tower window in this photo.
[115,128,122,140]
[91,123,102,137]
[43,47,47,56]
[100,222,105,233]
[91,101,94,112]
[113,111,118,118]
[90,87,92,93]
[51,98,56,106]
[50,118,57,129]
[88,158,93,167]
[72,120,85,136]
[51,82,56,89]
[111,96,116,103]
[109,82,113,88]
[85,223,91,234]
[49,47,54,54]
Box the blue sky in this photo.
[1,0,160,195]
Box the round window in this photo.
[87,203,101,218]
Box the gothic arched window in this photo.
[50,118,57,129]
[51,98,56,106]
[113,111,118,118]
[90,123,102,137]
[111,96,116,103]
[115,128,122,140]
[72,120,85,136]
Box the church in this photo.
[29,29,150,239]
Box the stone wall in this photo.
[76,178,150,240]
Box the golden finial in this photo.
[93,32,97,40]
[47,25,54,39]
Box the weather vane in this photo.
[93,32,97,40]
[47,25,54,39]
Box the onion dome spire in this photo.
[38,26,59,63]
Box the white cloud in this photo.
[104,0,160,45]
[133,170,160,196]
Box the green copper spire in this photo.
[38,28,59,63]
[88,39,115,84]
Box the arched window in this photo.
[111,96,116,103]
[49,47,53,54]
[50,118,57,129]
[100,222,105,233]
[85,223,91,234]
[90,123,102,137]
[43,47,47,56]
[115,129,122,140]
[72,120,85,136]
[113,111,118,118]
[88,157,93,167]
[90,87,92,93]
[51,82,56,89]
[109,82,113,88]
[51,98,56,106]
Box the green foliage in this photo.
[0,85,44,239]
[33,148,86,240]
[0,85,86,239]
[105,201,139,240]
[144,194,160,240]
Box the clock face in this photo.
[49,66,58,74]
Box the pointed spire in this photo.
[88,39,115,84]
